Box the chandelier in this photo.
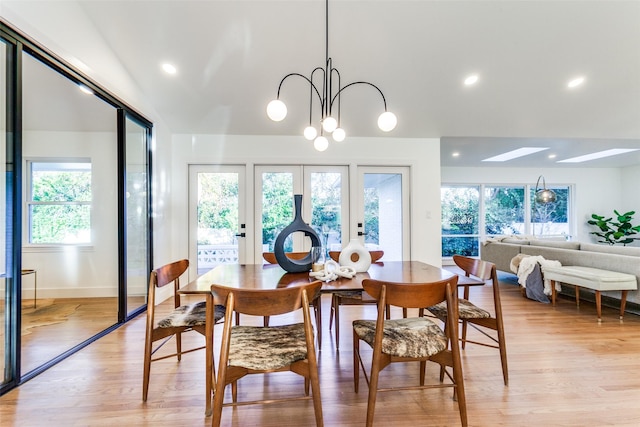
[266,0,397,151]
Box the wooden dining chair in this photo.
[210,281,324,427]
[262,251,323,346]
[353,276,467,427]
[142,259,226,404]
[427,255,508,385]
[328,250,386,350]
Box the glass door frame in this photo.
[1,20,153,395]
[253,165,350,261]
[188,164,248,278]
[356,166,411,260]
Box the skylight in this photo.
[482,147,549,162]
[557,149,640,163]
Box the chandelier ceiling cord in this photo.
[266,0,397,151]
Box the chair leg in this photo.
[353,329,360,393]
[461,319,468,349]
[451,351,468,427]
[263,316,270,327]
[497,322,509,386]
[176,331,182,361]
[329,294,337,330]
[365,350,382,427]
[142,337,152,401]
[334,297,340,349]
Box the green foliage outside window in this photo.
[30,166,91,243]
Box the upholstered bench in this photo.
[543,266,638,321]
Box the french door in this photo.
[254,165,349,262]
[356,167,410,261]
[188,165,247,275]
[188,164,410,273]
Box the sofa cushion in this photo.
[528,240,581,250]
[502,238,530,245]
[580,243,640,257]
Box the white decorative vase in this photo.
[339,238,372,272]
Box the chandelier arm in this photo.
[276,72,324,106]
[329,80,389,111]
[329,67,341,121]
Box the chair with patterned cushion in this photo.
[262,251,323,346]
[328,250,387,349]
[142,259,226,408]
[353,276,467,427]
[211,281,324,427]
[427,255,508,385]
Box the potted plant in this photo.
[587,210,640,245]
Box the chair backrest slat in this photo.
[362,276,458,309]
[154,259,189,288]
[212,281,322,317]
[453,255,493,281]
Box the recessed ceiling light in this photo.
[567,76,585,88]
[558,148,640,163]
[482,147,549,162]
[452,152,460,157]
[78,84,93,95]
[162,63,177,75]
[464,74,479,86]
[548,154,557,159]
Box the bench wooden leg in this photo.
[620,290,628,320]
[575,286,580,306]
[551,280,557,306]
[595,290,602,322]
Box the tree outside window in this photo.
[28,161,92,244]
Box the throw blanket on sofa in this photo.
[511,254,562,302]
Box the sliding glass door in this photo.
[1,21,153,395]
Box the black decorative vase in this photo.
[274,194,321,272]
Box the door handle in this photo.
[235,232,246,237]
[358,231,368,236]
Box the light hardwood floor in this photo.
[2,273,640,426]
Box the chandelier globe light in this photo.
[314,136,329,152]
[266,0,396,151]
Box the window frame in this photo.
[441,182,574,260]
[25,158,93,246]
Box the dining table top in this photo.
[179,260,482,294]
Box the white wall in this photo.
[169,134,443,280]
[21,130,119,297]
[441,166,623,244]
[621,164,640,247]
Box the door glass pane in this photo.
[21,51,118,372]
[261,172,294,253]
[485,186,525,236]
[125,117,149,315]
[363,173,403,260]
[441,186,480,257]
[196,172,239,274]
[310,172,342,253]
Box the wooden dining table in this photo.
[179,260,483,415]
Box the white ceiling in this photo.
[3,0,640,168]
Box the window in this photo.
[442,183,572,258]
[441,186,479,257]
[27,160,92,244]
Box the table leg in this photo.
[205,293,214,416]
[315,296,322,349]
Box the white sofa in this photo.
[480,238,640,307]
